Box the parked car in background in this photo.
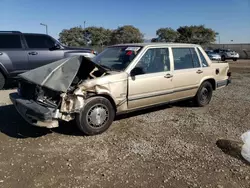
[0,31,97,89]
[205,50,221,61]
[10,43,231,136]
[213,48,239,61]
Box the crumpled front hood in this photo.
[18,55,107,93]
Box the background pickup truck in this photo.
[0,31,97,89]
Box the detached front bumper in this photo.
[9,93,59,128]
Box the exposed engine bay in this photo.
[17,55,109,123]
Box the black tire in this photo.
[194,81,213,107]
[233,58,237,62]
[221,55,226,61]
[0,72,5,90]
[76,96,115,136]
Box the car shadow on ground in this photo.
[0,100,196,138]
[0,104,51,139]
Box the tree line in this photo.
[58,25,217,47]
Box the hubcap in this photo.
[87,104,109,128]
[200,87,209,103]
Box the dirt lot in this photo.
[1,60,250,188]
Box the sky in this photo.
[1,0,250,44]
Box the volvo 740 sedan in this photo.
[10,43,231,135]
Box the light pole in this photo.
[216,33,220,44]
[40,23,48,34]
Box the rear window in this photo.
[0,34,22,49]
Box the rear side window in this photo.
[190,48,201,68]
[197,48,209,67]
[0,34,22,49]
[172,48,200,70]
[24,34,55,49]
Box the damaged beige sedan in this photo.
[10,43,231,135]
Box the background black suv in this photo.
[0,31,97,89]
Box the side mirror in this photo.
[130,67,144,77]
[49,43,61,50]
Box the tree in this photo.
[176,25,216,45]
[59,26,113,47]
[111,25,144,44]
[83,27,113,46]
[59,26,85,46]
[151,38,159,42]
[156,27,179,42]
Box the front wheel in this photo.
[194,81,213,107]
[233,58,237,62]
[76,96,115,136]
[221,55,226,61]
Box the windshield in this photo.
[92,46,143,71]
[208,52,217,55]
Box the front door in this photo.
[170,47,203,101]
[128,47,174,110]
[24,34,64,70]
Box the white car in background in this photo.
[214,49,239,62]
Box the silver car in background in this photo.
[205,50,221,61]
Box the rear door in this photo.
[23,34,64,70]
[170,47,203,100]
[0,33,29,76]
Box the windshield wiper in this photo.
[99,64,112,71]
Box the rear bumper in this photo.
[9,93,59,128]
[225,56,239,59]
[216,78,231,88]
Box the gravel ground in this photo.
[0,60,250,188]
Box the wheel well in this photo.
[204,79,216,90]
[0,68,6,79]
[89,94,117,112]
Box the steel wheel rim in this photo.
[200,87,209,103]
[86,104,109,128]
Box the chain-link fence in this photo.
[203,43,250,59]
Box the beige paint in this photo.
[58,43,230,119]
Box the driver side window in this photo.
[133,48,170,75]
[24,34,55,49]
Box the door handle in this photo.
[28,52,38,55]
[196,69,203,74]
[164,73,173,78]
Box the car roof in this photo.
[111,42,201,48]
[22,33,48,36]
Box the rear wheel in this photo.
[194,81,213,107]
[0,72,5,90]
[76,96,115,136]
[221,55,226,61]
[233,58,237,62]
